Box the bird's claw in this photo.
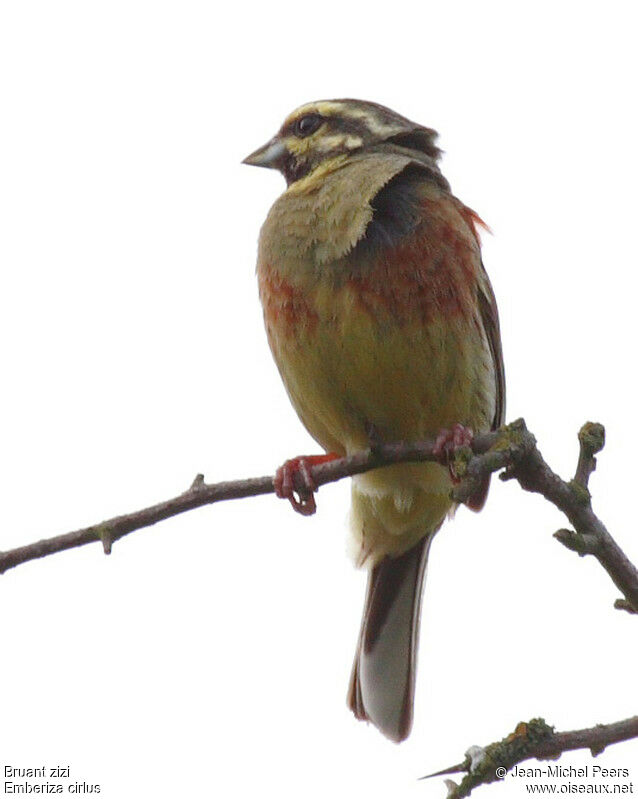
[433,423,474,483]
[275,456,318,516]
[274,453,338,516]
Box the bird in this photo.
[243,99,505,742]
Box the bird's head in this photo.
[243,99,442,186]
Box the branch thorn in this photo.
[190,473,206,490]
[96,524,113,555]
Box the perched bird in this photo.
[244,99,505,742]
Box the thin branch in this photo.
[422,715,638,798]
[488,421,638,613]
[1,419,637,621]
[574,422,605,488]
[0,430,498,575]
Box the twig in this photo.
[422,715,638,798]
[1,419,637,621]
[0,429,498,575]
[574,422,605,488]
[487,421,638,613]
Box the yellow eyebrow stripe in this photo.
[315,134,363,152]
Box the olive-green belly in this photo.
[267,280,495,457]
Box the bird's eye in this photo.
[293,114,323,138]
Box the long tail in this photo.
[347,536,432,742]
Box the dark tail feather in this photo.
[347,536,431,742]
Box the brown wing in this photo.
[478,263,506,430]
[465,265,505,511]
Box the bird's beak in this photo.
[242,137,287,169]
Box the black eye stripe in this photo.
[293,114,324,138]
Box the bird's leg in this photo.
[432,423,474,483]
[274,453,339,516]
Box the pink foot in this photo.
[432,423,474,483]
[274,453,338,516]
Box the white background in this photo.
[1,2,637,797]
